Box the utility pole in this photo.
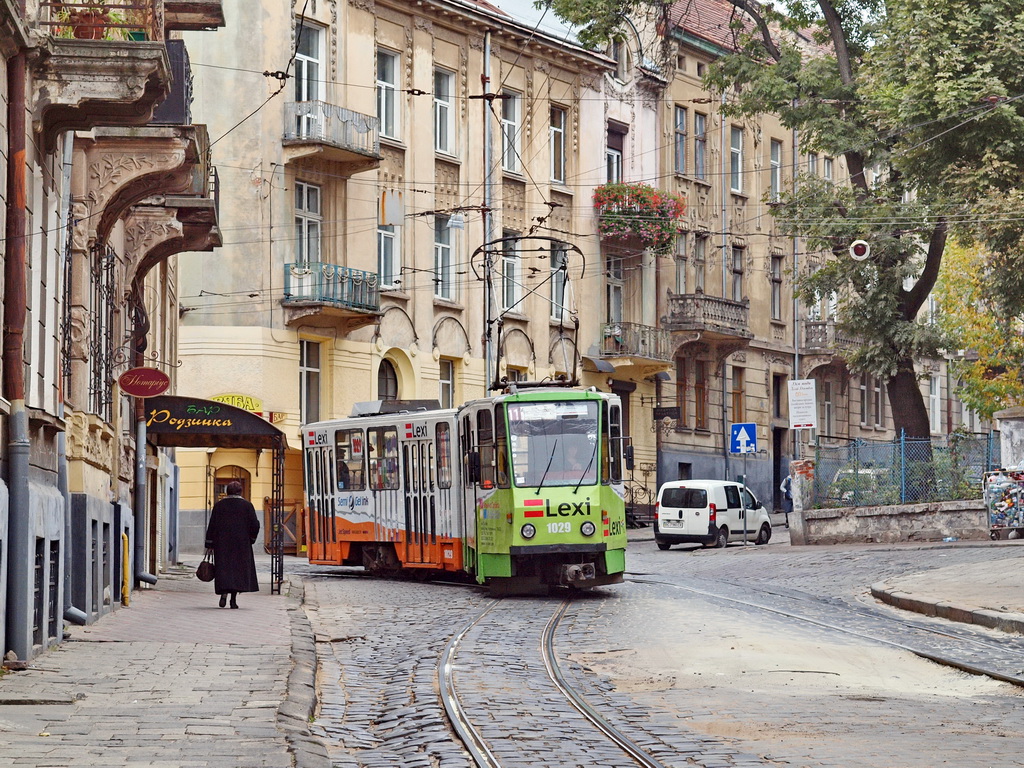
[481,30,495,395]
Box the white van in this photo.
[654,480,772,549]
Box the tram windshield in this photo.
[506,400,599,488]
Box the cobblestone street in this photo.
[301,535,1024,767]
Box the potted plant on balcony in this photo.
[593,182,686,249]
[54,2,132,40]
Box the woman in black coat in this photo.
[204,480,260,608]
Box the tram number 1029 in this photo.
[547,522,572,534]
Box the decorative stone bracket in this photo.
[76,125,206,246]
[32,40,170,152]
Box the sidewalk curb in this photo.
[870,582,1024,635]
[280,579,331,768]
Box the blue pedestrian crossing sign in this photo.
[730,423,757,454]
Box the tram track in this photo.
[628,576,1024,687]
[439,597,671,768]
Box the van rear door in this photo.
[659,486,708,536]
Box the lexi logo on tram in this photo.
[522,498,591,517]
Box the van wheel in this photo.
[712,527,728,549]
[657,541,672,551]
[755,523,771,545]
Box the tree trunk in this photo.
[887,358,935,501]
[886,360,931,439]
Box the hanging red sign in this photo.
[118,367,170,398]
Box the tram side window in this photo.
[477,409,495,488]
[368,426,400,489]
[494,405,510,488]
[601,402,610,484]
[461,415,476,487]
[609,404,624,483]
[334,428,366,490]
[436,422,453,489]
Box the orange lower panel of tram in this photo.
[309,518,465,573]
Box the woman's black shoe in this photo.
[219,594,227,608]
[229,593,238,609]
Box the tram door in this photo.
[305,445,333,562]
[402,435,437,564]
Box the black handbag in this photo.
[196,549,215,582]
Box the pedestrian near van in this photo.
[780,474,793,529]
[204,480,260,609]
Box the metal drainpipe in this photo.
[58,130,87,625]
[4,47,32,659]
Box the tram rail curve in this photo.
[439,597,670,768]
[628,575,1024,688]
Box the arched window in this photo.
[378,359,398,401]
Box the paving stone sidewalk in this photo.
[0,554,327,768]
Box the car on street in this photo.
[653,479,772,549]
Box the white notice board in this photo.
[788,379,818,430]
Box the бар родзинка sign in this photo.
[118,367,170,398]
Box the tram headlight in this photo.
[520,523,537,540]
[580,521,596,537]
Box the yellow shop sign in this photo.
[210,393,263,412]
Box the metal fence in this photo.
[811,431,1000,508]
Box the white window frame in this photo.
[694,235,706,293]
[771,254,783,320]
[377,224,400,288]
[807,151,819,176]
[295,180,321,266]
[731,246,744,302]
[433,68,455,155]
[434,216,455,300]
[823,156,834,181]
[299,339,321,425]
[769,139,782,201]
[730,126,743,193]
[873,377,885,428]
[439,358,455,409]
[859,375,871,426]
[376,49,399,139]
[694,113,707,180]
[674,105,687,174]
[822,381,834,435]
[674,235,687,294]
[501,90,520,173]
[550,106,567,183]
[929,373,942,433]
[606,254,623,324]
[501,230,521,311]
[294,23,322,102]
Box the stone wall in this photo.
[798,499,988,545]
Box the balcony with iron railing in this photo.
[282,262,381,330]
[601,322,671,361]
[34,1,173,149]
[802,320,858,353]
[663,293,752,342]
[283,102,381,172]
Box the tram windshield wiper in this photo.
[574,443,597,495]
[536,439,557,494]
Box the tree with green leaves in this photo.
[935,241,1024,419]
[544,0,1024,441]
